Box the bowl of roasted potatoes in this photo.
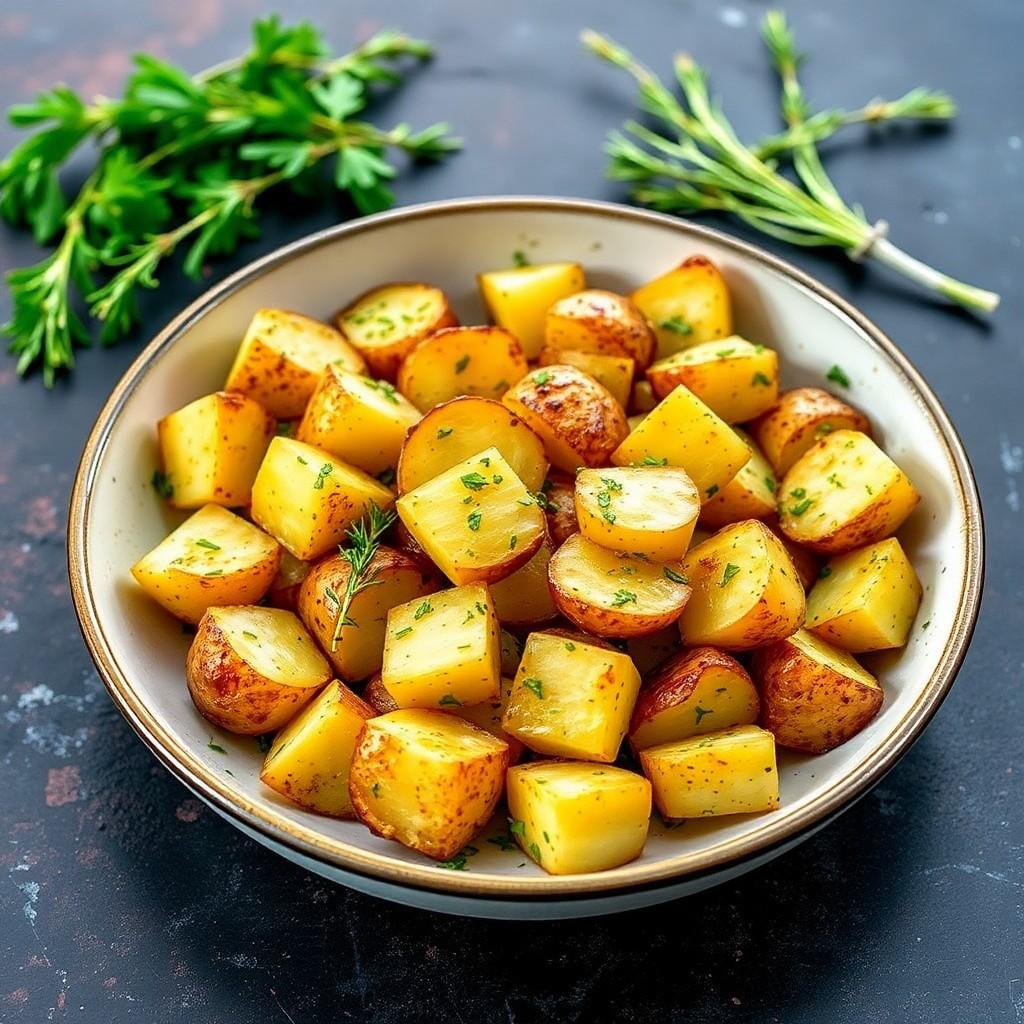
[69,197,982,919]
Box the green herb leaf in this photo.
[460,472,488,491]
[394,625,413,639]
[413,600,433,620]
[663,566,689,584]
[454,354,470,374]
[207,738,227,754]
[437,426,453,439]
[788,498,814,516]
[151,469,174,499]
[439,694,463,707]
[467,510,482,531]
[719,563,741,587]
[313,463,333,489]
[194,538,221,550]
[534,370,551,386]
[826,364,851,388]
[512,250,530,267]
[611,589,638,606]
[751,371,772,386]
[523,677,544,698]
[659,315,693,335]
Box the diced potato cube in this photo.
[380,584,501,708]
[699,428,778,529]
[487,540,559,627]
[506,761,651,874]
[639,725,780,819]
[537,347,634,407]
[250,437,394,560]
[502,631,641,762]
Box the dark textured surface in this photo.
[1,1,1022,1020]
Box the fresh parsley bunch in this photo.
[0,17,459,385]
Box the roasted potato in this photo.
[397,326,528,412]
[267,549,312,611]
[544,289,656,369]
[751,387,872,476]
[541,470,579,545]
[396,396,547,494]
[777,429,920,554]
[699,428,777,529]
[364,672,399,714]
[678,519,806,649]
[186,606,331,734]
[537,346,634,408]
[224,308,366,419]
[259,680,374,817]
[502,365,629,471]
[507,762,651,874]
[296,546,439,682]
[628,646,759,751]
[349,709,509,860]
[805,537,922,652]
[765,517,821,591]
[478,261,585,359]
[502,629,641,762]
[752,629,883,753]
[574,465,700,561]
[131,504,280,624]
[157,391,275,509]
[443,676,526,764]
[396,446,546,585]
[487,540,559,627]
[336,282,458,379]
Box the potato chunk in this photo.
[699,428,778,529]
[628,647,759,751]
[575,465,700,561]
[548,532,691,638]
[186,606,331,734]
[296,546,439,683]
[157,391,275,509]
[537,346,634,407]
[501,630,641,762]
[646,338,778,423]
[397,326,528,412]
[443,676,526,764]
[250,437,395,561]
[777,429,920,554]
[805,538,922,652]
[502,365,629,471]
[336,282,458,379]
[349,709,509,860]
[396,447,546,585]
[611,385,751,500]
[544,289,656,369]
[296,367,420,475]
[131,504,280,624]
[640,725,780,819]
[678,519,806,649]
[259,680,374,817]
[396,396,547,494]
[380,584,501,709]
[506,762,651,874]
[224,308,365,418]
[487,540,559,627]
[630,255,733,359]
[477,261,585,359]
[751,629,882,753]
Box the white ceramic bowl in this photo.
[69,197,983,919]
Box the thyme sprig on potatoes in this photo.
[582,11,999,313]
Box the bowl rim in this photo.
[67,195,984,898]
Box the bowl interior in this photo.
[73,199,978,896]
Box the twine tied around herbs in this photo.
[849,219,890,263]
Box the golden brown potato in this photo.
[541,471,579,546]
[547,532,691,638]
[699,428,777,529]
[186,606,331,734]
[537,346,635,407]
[397,326,528,412]
[544,289,656,369]
[751,629,883,753]
[765,517,821,591]
[750,387,872,476]
[487,540,559,627]
[502,365,629,472]
[336,282,458,379]
[267,549,312,612]
[442,676,526,764]
[364,672,399,714]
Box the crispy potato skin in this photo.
[542,471,579,546]
[545,289,656,369]
[364,673,400,714]
[537,346,634,407]
[503,365,629,472]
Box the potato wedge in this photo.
[336,282,458,379]
[250,437,395,561]
[478,261,585,359]
[628,647,759,751]
[544,289,655,369]
[506,762,651,874]
[640,725,779,819]
[805,538,922,651]
[645,338,778,423]
[296,546,439,683]
[267,549,312,612]
[575,466,700,561]
[502,630,642,762]
[751,629,882,753]
[131,504,280,624]
[158,391,275,509]
[548,532,691,639]
[537,346,634,407]
[186,606,331,734]
[349,709,509,860]
[224,308,366,419]
[611,385,751,500]
[397,326,528,412]
[396,396,547,494]
[751,387,872,476]
[630,255,733,359]
[541,470,578,546]
[699,428,777,529]
[296,368,420,475]
[259,680,374,817]
[678,519,806,649]
[777,429,920,554]
[502,365,629,471]
[488,540,559,627]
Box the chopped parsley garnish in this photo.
[788,498,814,516]
[296,455,309,465]
[764,475,777,493]
[534,370,551,386]
[203,569,224,577]
[475,601,487,615]
[827,473,844,488]
[510,535,518,550]
[638,455,668,466]
[719,563,741,587]
[207,739,227,754]
[790,487,807,498]
[454,354,470,374]
[365,378,400,404]
[754,343,766,353]
[394,626,413,639]
[467,510,482,531]
[818,422,835,434]
[715,347,736,358]
[413,601,433,620]
[151,469,174,499]
[460,472,489,491]
[659,315,693,335]
[705,484,720,498]
[242,630,259,642]
[611,589,638,607]
[663,566,689,584]
[371,782,382,798]
[195,538,221,550]
[313,463,333,489]
[694,706,713,725]
[512,249,530,267]
[255,733,273,754]
[437,426,454,439]
[528,841,542,862]
[523,677,544,698]
[439,694,463,707]
[488,832,517,852]
[492,474,503,484]
[563,641,576,651]
[751,371,772,386]
[508,819,526,836]
[826,364,851,388]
